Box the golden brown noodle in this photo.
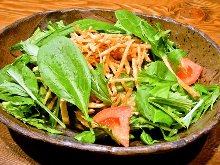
[70,29,151,108]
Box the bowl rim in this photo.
[0,7,219,155]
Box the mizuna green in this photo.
[0,10,219,146]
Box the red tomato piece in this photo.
[99,117,120,128]
[177,58,203,86]
[93,106,131,147]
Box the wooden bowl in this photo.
[0,8,219,155]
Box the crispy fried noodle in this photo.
[70,28,151,111]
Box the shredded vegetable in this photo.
[0,10,219,147]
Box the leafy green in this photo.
[191,84,220,124]
[1,101,35,119]
[0,10,219,146]
[74,131,96,144]
[0,65,14,84]
[136,86,174,126]
[0,102,62,134]
[37,36,91,119]
[74,19,125,33]
[149,92,193,113]
[136,61,196,128]
[135,51,219,132]
[149,101,185,127]
[0,81,28,97]
[9,63,38,96]
[0,81,34,105]
[11,38,39,56]
[26,118,63,134]
[130,116,155,130]
[7,62,65,128]
[160,128,179,142]
[0,56,35,105]
[182,99,204,128]
[11,19,125,57]
[34,21,75,47]
[114,21,132,35]
[138,61,177,84]
[148,83,171,98]
[11,21,75,57]
[115,10,147,40]
[140,130,159,145]
[194,84,220,110]
[115,10,186,66]
[90,63,112,105]
[130,115,173,131]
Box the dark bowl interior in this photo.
[0,8,219,155]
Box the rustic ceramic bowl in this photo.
[0,8,219,155]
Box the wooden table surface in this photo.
[0,0,219,164]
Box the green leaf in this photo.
[90,63,112,105]
[37,36,91,119]
[130,115,173,131]
[35,23,75,47]
[149,83,171,98]
[140,130,158,145]
[9,62,38,96]
[11,39,39,56]
[1,102,62,134]
[182,99,203,128]
[194,84,220,110]
[115,10,147,40]
[0,81,29,97]
[160,128,179,142]
[130,116,155,130]
[74,131,96,144]
[149,92,193,113]
[138,62,177,90]
[150,101,186,127]
[0,81,34,105]
[0,55,36,105]
[1,101,35,119]
[136,58,199,128]
[115,10,185,61]
[136,86,174,126]
[182,83,220,127]
[11,21,75,53]
[10,28,43,56]
[24,118,63,134]
[115,10,162,57]
[114,21,132,35]
[0,94,34,105]
[74,19,125,34]
[7,62,65,128]
[144,61,177,82]
[0,65,14,84]
[191,85,219,124]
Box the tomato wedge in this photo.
[93,106,131,147]
[177,58,203,86]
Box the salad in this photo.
[0,10,219,147]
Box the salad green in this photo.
[0,10,219,147]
